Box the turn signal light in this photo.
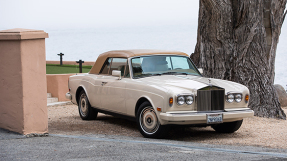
[157,107,162,112]
[169,97,173,106]
[245,94,249,103]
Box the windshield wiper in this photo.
[135,73,162,78]
[134,72,189,78]
[161,72,188,75]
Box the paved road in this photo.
[1,128,287,161]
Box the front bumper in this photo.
[159,108,254,125]
[65,92,72,100]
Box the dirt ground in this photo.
[48,104,287,149]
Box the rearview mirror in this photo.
[112,70,121,80]
[198,68,203,74]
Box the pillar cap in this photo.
[0,28,49,40]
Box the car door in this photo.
[87,58,113,108]
[100,58,128,114]
[84,75,103,108]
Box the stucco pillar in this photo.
[0,28,49,134]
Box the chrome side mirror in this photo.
[112,70,121,80]
[198,68,203,74]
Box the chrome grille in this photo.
[197,87,225,111]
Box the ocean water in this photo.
[45,24,198,61]
[45,24,287,89]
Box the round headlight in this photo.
[235,94,242,102]
[186,96,194,105]
[177,96,185,105]
[227,94,234,103]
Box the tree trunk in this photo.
[191,0,287,119]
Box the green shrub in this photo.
[46,64,92,74]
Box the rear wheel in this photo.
[78,91,98,120]
[136,101,168,138]
[211,120,243,133]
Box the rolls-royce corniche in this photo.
[66,49,254,138]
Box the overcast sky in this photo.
[1,0,286,86]
[0,0,199,29]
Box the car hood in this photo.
[136,75,248,94]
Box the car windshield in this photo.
[131,55,201,78]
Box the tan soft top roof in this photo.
[89,49,189,74]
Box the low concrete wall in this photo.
[47,60,95,66]
[46,61,94,101]
[47,74,75,102]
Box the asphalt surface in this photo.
[1,128,287,161]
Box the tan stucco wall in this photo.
[46,60,95,66]
[0,28,48,134]
[47,74,75,101]
[0,40,24,133]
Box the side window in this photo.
[108,58,127,76]
[100,58,112,74]
[131,57,143,76]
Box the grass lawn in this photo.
[46,64,92,74]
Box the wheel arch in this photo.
[76,86,88,105]
[135,97,153,116]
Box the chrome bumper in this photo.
[65,92,72,100]
[159,109,254,125]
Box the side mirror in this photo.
[198,68,203,74]
[112,70,121,80]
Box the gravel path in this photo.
[48,104,287,149]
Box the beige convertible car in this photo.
[66,49,254,138]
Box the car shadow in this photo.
[48,113,140,136]
[164,126,240,141]
[49,113,247,141]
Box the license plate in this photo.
[207,113,223,124]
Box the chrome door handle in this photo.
[101,82,108,86]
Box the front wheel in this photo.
[136,101,168,138]
[78,91,98,120]
[211,120,243,133]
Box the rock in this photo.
[274,84,287,107]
